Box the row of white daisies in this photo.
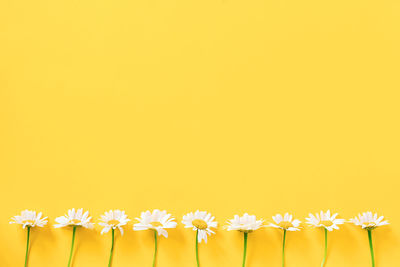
[10,209,388,267]
[11,209,389,238]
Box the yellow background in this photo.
[1,0,399,266]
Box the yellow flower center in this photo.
[192,219,208,230]
[69,219,81,225]
[320,220,333,227]
[364,222,376,228]
[22,220,35,225]
[108,219,120,226]
[150,222,163,228]
[278,221,293,229]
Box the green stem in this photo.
[68,226,77,267]
[195,229,200,267]
[321,228,328,267]
[108,228,115,267]
[282,230,286,267]
[153,230,158,267]
[368,230,375,267]
[242,232,248,267]
[24,227,31,267]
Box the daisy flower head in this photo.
[10,210,48,228]
[133,209,177,238]
[269,213,301,231]
[226,213,264,233]
[99,210,130,235]
[182,210,218,243]
[306,210,345,231]
[350,212,389,230]
[54,208,94,229]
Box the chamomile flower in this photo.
[269,213,301,267]
[10,210,48,267]
[306,211,345,267]
[10,210,48,229]
[182,211,218,267]
[226,213,263,267]
[350,212,389,230]
[54,209,93,267]
[226,213,264,233]
[99,210,130,267]
[306,210,345,231]
[99,210,130,235]
[350,212,389,267]
[133,209,177,238]
[134,210,177,267]
[182,210,218,243]
[269,213,301,231]
[54,208,94,229]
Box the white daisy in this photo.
[227,213,263,267]
[54,208,94,229]
[269,213,301,231]
[307,211,345,266]
[306,210,345,231]
[226,213,263,233]
[350,212,389,230]
[10,210,48,228]
[270,213,301,267]
[351,212,389,267]
[182,210,218,243]
[10,210,48,267]
[99,210,130,235]
[133,209,177,238]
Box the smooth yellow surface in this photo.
[1,0,400,266]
